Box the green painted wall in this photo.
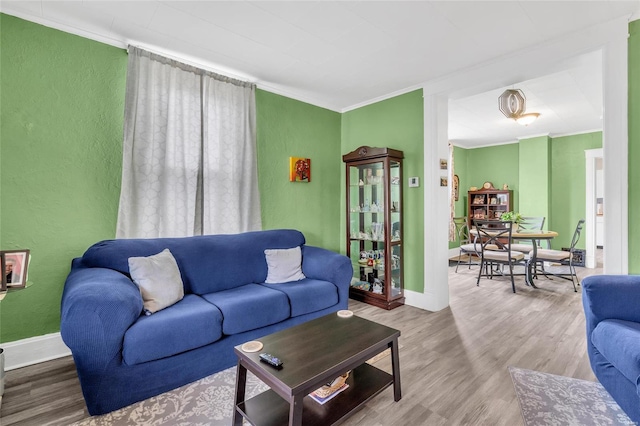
[519,136,550,225]
[465,143,520,210]
[449,145,469,249]
[453,146,469,219]
[549,132,602,249]
[340,90,424,292]
[0,15,128,342]
[629,19,640,273]
[256,90,342,251]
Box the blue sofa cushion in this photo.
[202,284,290,335]
[591,319,640,387]
[123,294,223,365]
[261,279,339,317]
[80,229,306,295]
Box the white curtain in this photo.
[448,143,456,242]
[117,47,261,238]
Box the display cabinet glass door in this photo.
[346,158,403,308]
[389,160,401,296]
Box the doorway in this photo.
[585,148,604,268]
[419,19,628,312]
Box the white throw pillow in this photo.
[128,248,185,315]
[264,246,306,284]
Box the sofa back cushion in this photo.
[128,248,185,314]
[80,229,306,294]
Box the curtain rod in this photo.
[127,44,256,89]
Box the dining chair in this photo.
[453,217,480,272]
[509,216,546,253]
[497,216,547,280]
[531,219,585,292]
[474,219,526,293]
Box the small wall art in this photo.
[439,159,448,170]
[440,177,448,187]
[2,249,30,289]
[289,157,311,182]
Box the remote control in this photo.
[259,353,283,369]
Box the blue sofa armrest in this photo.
[61,259,144,370]
[301,246,353,304]
[582,275,640,335]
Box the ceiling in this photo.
[2,1,639,148]
[449,49,604,147]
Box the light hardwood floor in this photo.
[1,254,602,425]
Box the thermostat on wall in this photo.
[409,177,420,187]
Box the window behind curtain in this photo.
[116,46,261,238]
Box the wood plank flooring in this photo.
[1,255,602,425]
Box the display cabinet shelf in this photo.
[467,188,513,228]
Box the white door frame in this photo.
[585,148,604,269]
[417,17,629,312]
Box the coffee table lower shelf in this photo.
[236,363,392,426]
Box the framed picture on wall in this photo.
[289,157,311,182]
[2,249,30,289]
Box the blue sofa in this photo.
[582,274,640,422]
[60,229,352,415]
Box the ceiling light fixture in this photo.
[515,112,540,126]
[498,89,540,126]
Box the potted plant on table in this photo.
[500,211,523,229]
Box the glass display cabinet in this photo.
[343,146,404,310]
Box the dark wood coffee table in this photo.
[233,312,401,426]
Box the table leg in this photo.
[288,394,304,426]
[390,338,402,401]
[233,361,247,426]
[528,241,538,288]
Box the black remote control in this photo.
[259,353,283,369]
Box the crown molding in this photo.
[0,6,126,49]
[255,82,342,113]
[449,139,519,150]
[550,128,603,139]
[516,133,551,141]
[340,84,424,113]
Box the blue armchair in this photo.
[582,274,640,421]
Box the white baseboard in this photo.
[2,332,71,370]
[404,288,449,312]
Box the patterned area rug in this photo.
[509,367,634,425]
[71,367,269,426]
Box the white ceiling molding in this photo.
[453,139,519,150]
[0,6,127,49]
[340,82,425,113]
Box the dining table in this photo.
[511,230,558,286]
[470,228,558,287]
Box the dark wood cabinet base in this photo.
[349,288,405,310]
